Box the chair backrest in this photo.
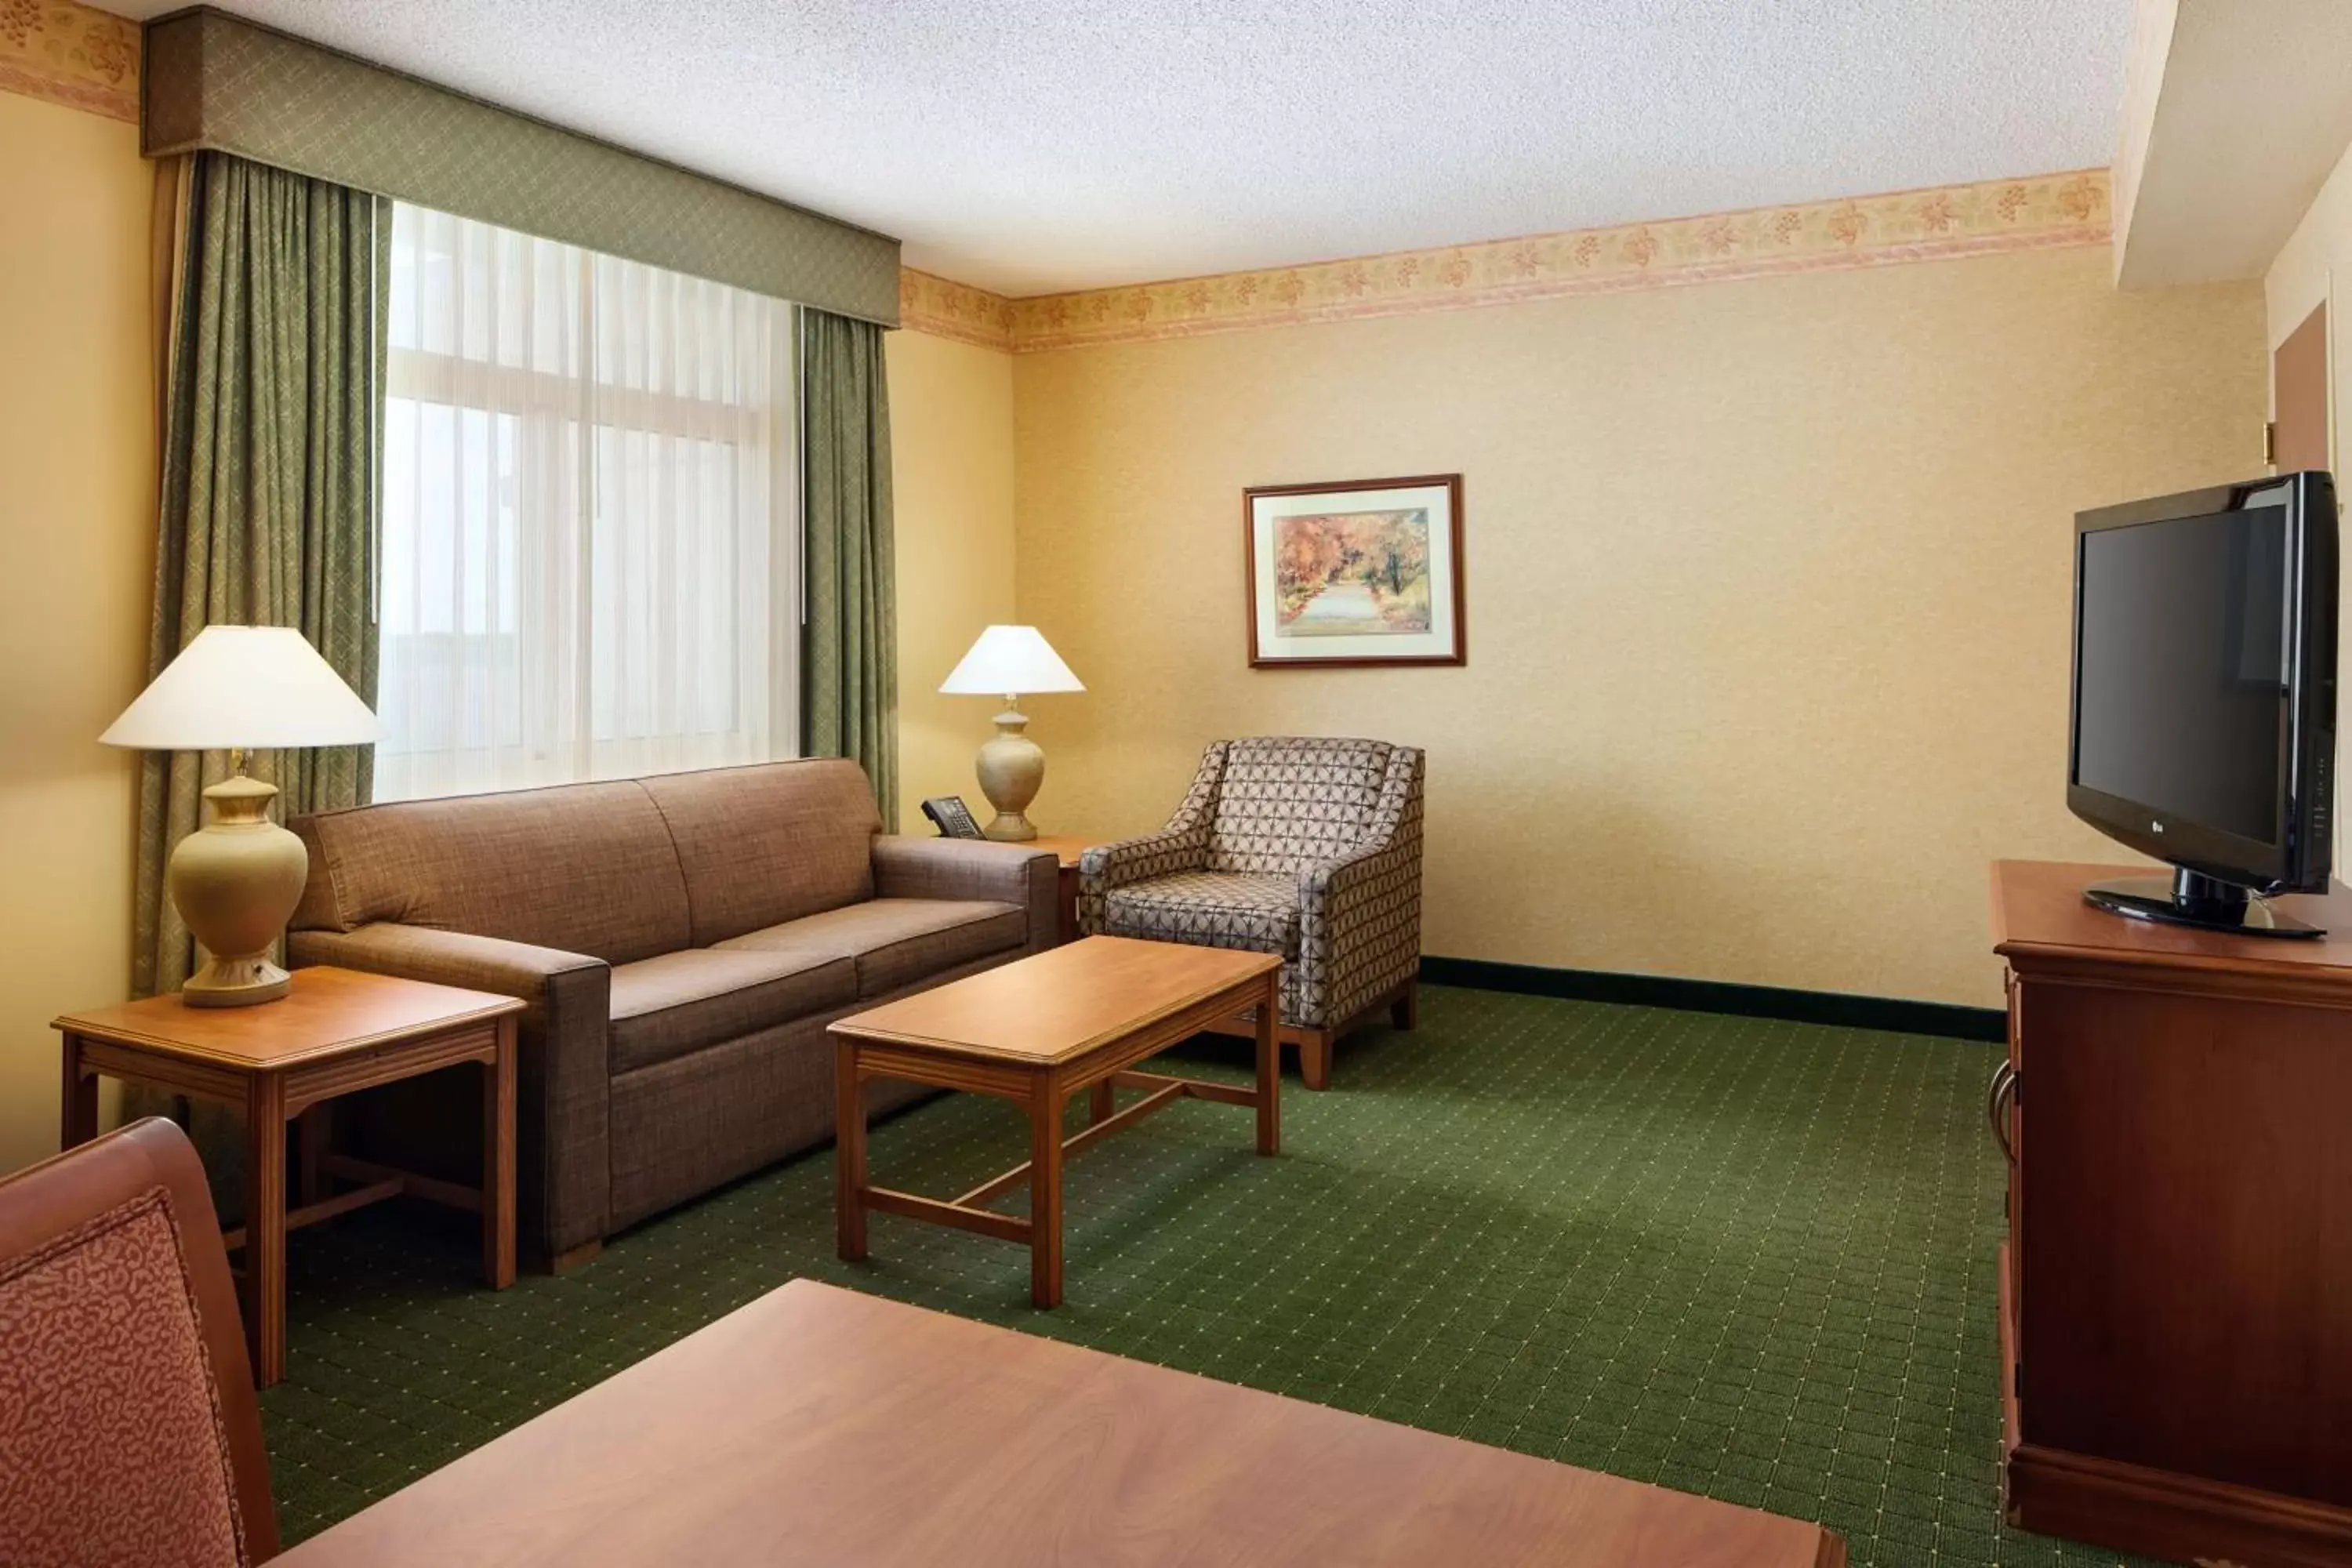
[0,1118,278,1566]
[1206,736,1396,874]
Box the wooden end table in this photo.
[54,964,524,1386]
[829,935,1282,1307]
[1016,833,1101,945]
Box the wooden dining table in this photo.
[275,1278,1846,1566]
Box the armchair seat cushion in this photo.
[1099,871,1301,959]
[608,949,855,1073]
[714,898,1026,997]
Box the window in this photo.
[376,203,797,801]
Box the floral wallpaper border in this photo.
[0,0,139,124]
[899,267,1020,352]
[902,169,2111,354]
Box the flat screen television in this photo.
[2068,471,2338,936]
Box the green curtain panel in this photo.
[801,309,899,827]
[133,150,387,999]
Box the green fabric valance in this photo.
[140,6,901,327]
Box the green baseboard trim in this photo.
[1417,956,2006,1042]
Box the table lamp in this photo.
[100,625,380,1006]
[938,625,1084,841]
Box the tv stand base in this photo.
[2083,869,2325,938]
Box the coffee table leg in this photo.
[482,1018,517,1290]
[1088,1080,1114,1124]
[836,1039,868,1261]
[245,1073,288,1388]
[1254,973,1281,1156]
[1029,1073,1065,1308]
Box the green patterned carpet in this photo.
[260,985,2164,1566]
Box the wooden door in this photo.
[2274,300,2328,473]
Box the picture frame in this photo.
[1243,473,1466,668]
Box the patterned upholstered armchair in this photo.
[1078,736,1424,1090]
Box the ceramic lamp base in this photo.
[975,705,1045,841]
[182,955,293,1007]
[168,771,309,1007]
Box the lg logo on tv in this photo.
[2151,821,2165,834]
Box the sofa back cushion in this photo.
[290,780,692,964]
[1207,736,1394,874]
[639,760,882,946]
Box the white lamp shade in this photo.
[100,625,380,751]
[938,625,1085,696]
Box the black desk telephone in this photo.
[921,796,985,839]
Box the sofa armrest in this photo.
[288,924,614,1257]
[872,836,1059,953]
[1294,747,1426,1028]
[290,922,604,998]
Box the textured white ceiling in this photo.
[109,0,2134,296]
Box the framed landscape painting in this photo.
[1243,474,1465,667]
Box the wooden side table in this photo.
[1022,834,1103,946]
[54,965,524,1387]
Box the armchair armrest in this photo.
[1076,826,1210,934]
[872,836,1059,953]
[287,923,613,1256]
[1294,747,1426,1029]
[1076,743,1232,935]
[1079,825,1209,887]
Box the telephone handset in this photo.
[921,796,986,840]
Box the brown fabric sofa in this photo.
[285,760,1057,1264]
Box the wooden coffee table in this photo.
[54,965,523,1386]
[829,935,1282,1307]
[274,1279,1848,1566]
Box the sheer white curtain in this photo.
[376,202,797,802]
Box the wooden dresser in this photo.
[1991,859,2352,1566]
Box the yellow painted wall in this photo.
[887,328,1018,832]
[0,90,154,1172]
[1014,246,2265,1007]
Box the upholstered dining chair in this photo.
[0,1117,278,1567]
[1078,736,1424,1089]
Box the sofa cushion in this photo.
[1207,737,1392,875]
[714,898,1025,997]
[289,780,692,964]
[640,760,883,946]
[1100,871,1301,958]
[607,948,855,1074]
